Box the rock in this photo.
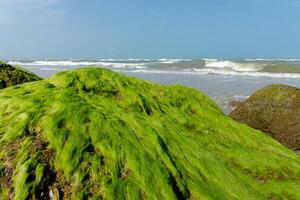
[1,69,300,199]
[0,61,41,89]
[230,84,300,151]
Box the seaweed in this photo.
[0,67,300,199]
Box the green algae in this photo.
[0,68,300,199]
[0,62,41,89]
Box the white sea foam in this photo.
[204,60,263,72]
[8,59,190,68]
[39,68,67,71]
[233,94,250,101]
[156,59,191,64]
[8,60,91,66]
[203,58,218,61]
[244,58,300,62]
[8,60,146,69]
[192,68,300,78]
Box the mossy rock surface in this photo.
[230,84,300,151]
[1,69,300,199]
[0,62,41,89]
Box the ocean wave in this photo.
[233,94,250,100]
[204,60,263,72]
[244,58,300,62]
[8,60,147,69]
[7,59,300,79]
[8,59,193,67]
[193,68,300,78]
[39,68,68,71]
[156,58,192,64]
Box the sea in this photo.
[7,58,300,114]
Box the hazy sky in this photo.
[0,0,300,59]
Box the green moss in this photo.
[0,61,41,89]
[1,68,300,199]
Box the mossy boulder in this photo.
[1,69,300,199]
[230,84,300,151]
[0,61,41,89]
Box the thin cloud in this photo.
[0,0,62,7]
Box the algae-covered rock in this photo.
[230,84,300,151]
[0,61,41,89]
[1,69,300,199]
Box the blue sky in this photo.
[0,0,300,59]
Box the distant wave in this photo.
[8,59,189,68]
[8,60,146,69]
[7,58,300,79]
[195,68,300,78]
[244,58,300,62]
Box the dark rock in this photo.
[0,61,41,89]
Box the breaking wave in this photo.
[204,59,263,72]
